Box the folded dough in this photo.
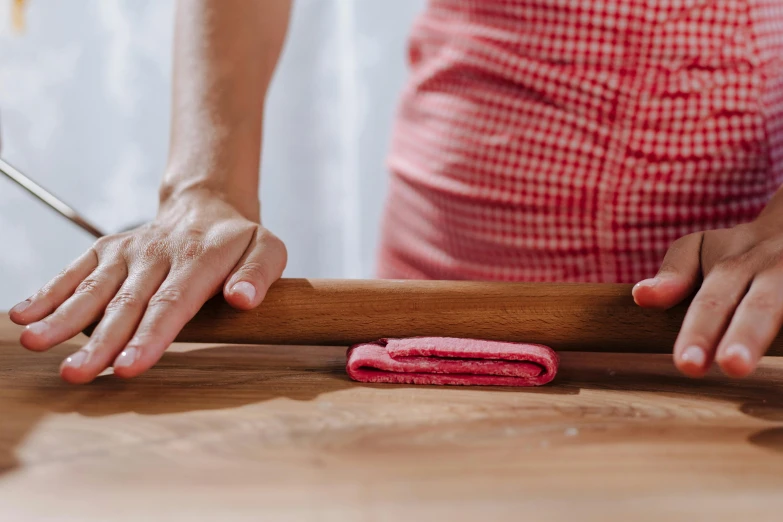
[346,337,558,387]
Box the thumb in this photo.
[633,232,703,309]
[223,228,288,310]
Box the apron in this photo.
[377,0,783,283]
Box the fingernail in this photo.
[231,281,256,303]
[725,344,752,366]
[681,346,706,368]
[11,299,31,314]
[62,350,89,369]
[114,347,138,369]
[26,321,48,336]
[634,277,660,290]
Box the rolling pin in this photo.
[147,278,783,355]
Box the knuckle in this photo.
[85,333,107,348]
[74,277,102,296]
[744,293,781,315]
[658,233,701,272]
[40,276,63,298]
[55,264,72,280]
[712,242,782,275]
[258,229,288,265]
[673,232,698,245]
[149,286,186,308]
[691,293,727,312]
[106,291,143,313]
[30,289,50,308]
[93,236,112,252]
[45,264,76,293]
[117,235,135,252]
[753,240,783,268]
[670,232,701,252]
[257,227,276,242]
[240,261,270,286]
[185,225,208,239]
[711,254,746,275]
[94,235,133,259]
[178,239,205,260]
[142,240,164,259]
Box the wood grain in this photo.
[4,314,783,520]
[117,278,783,354]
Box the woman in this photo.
[10,0,783,383]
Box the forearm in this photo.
[161,0,292,220]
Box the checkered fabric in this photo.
[377,0,783,283]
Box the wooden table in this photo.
[1,315,783,521]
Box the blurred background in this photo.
[0,0,424,309]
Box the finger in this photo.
[714,268,783,378]
[111,264,224,378]
[671,265,753,377]
[223,228,287,310]
[9,249,99,325]
[59,263,169,384]
[19,261,128,352]
[633,232,703,309]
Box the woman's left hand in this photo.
[633,207,783,379]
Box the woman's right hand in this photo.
[8,188,287,384]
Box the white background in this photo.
[0,0,425,308]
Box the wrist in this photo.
[163,118,263,222]
[158,177,260,223]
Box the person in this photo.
[9,0,783,384]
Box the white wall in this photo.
[0,0,425,309]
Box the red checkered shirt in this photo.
[377,0,783,283]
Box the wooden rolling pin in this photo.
[155,278,783,355]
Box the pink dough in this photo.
[346,337,558,387]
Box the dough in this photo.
[346,337,558,387]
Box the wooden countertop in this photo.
[1,315,783,521]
